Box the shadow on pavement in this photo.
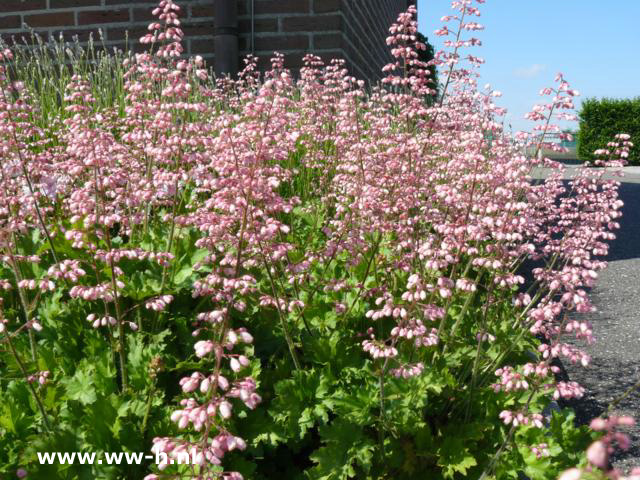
[563,358,640,470]
[606,182,640,261]
[560,180,640,470]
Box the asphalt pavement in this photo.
[531,165,640,472]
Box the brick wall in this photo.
[246,0,412,80]
[0,0,413,82]
[0,0,219,65]
[316,0,412,82]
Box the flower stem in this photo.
[2,324,52,432]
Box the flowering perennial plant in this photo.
[559,416,640,480]
[0,0,633,478]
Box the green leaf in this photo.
[437,437,478,479]
[117,398,147,418]
[0,396,31,435]
[173,265,193,285]
[127,330,169,390]
[191,248,208,265]
[307,419,375,480]
[269,368,337,439]
[62,364,97,405]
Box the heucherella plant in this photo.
[558,416,640,480]
[0,0,635,478]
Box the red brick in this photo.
[1,0,46,11]
[282,15,341,32]
[105,0,154,5]
[130,42,153,54]
[181,23,215,38]
[239,18,278,33]
[256,53,305,70]
[314,33,341,49]
[133,7,155,22]
[3,34,36,47]
[254,0,310,15]
[24,12,75,28]
[78,9,130,25]
[51,28,99,42]
[183,0,246,17]
[0,15,21,29]
[254,34,309,52]
[315,50,344,63]
[190,6,214,19]
[237,0,250,16]
[50,0,100,7]
[102,42,127,53]
[313,0,341,13]
[108,27,149,43]
[189,39,215,55]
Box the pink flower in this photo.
[586,440,608,469]
[218,401,232,419]
[194,340,215,358]
[590,418,608,431]
[558,468,583,480]
[229,358,242,372]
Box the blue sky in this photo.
[417,0,640,133]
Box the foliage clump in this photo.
[578,97,640,165]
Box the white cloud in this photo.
[513,64,546,78]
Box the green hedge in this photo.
[577,97,640,165]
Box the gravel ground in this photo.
[535,167,640,472]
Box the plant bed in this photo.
[0,1,634,479]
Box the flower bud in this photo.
[586,440,608,468]
[219,401,232,419]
